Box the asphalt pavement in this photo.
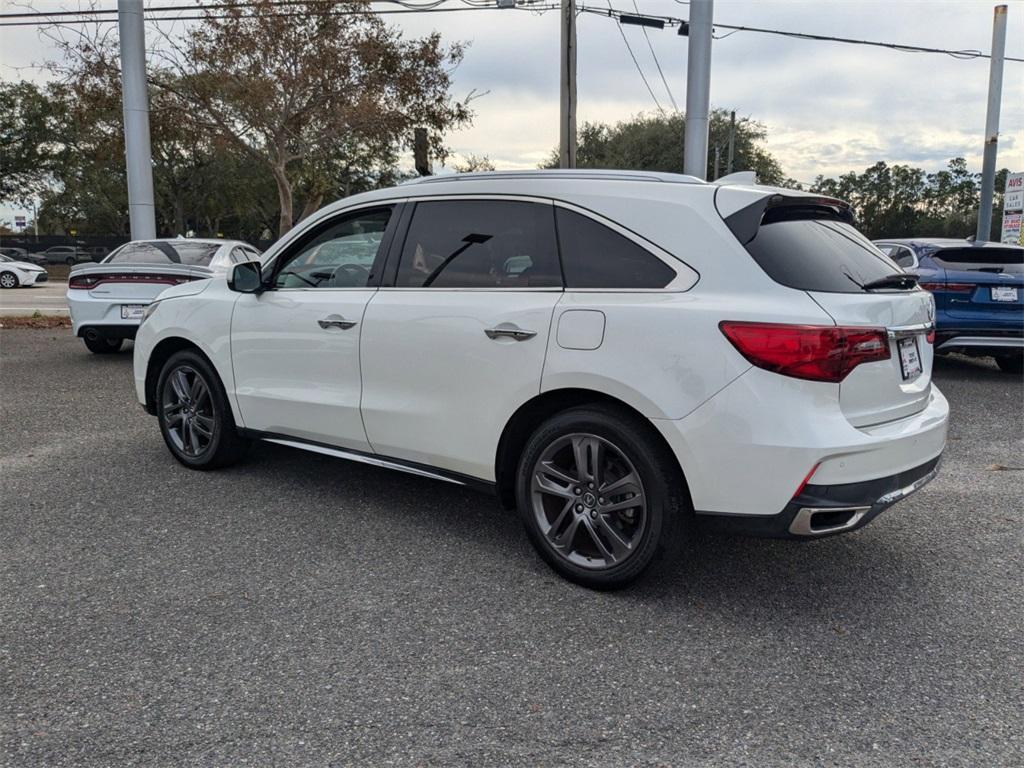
[0,283,69,316]
[1,330,1022,767]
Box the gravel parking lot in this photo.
[2,329,1022,767]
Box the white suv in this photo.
[133,171,948,588]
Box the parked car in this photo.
[0,253,48,288]
[874,238,1023,374]
[33,245,92,265]
[133,171,948,589]
[86,246,111,262]
[67,238,262,354]
[0,246,47,266]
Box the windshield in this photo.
[107,241,221,266]
[0,255,11,262]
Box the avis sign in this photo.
[1002,172,1023,245]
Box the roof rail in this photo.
[400,169,705,186]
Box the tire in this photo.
[65,257,76,265]
[995,353,1023,375]
[83,335,123,354]
[515,404,687,590]
[156,349,249,470]
[0,271,18,289]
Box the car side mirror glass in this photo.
[228,261,263,293]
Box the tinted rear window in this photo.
[108,241,220,266]
[931,247,1023,274]
[744,219,901,293]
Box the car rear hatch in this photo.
[718,188,935,428]
[920,245,1023,322]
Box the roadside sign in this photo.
[14,215,25,228]
[1002,172,1023,245]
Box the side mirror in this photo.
[228,261,263,293]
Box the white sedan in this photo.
[0,254,48,288]
[67,238,261,354]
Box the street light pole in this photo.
[118,0,156,240]
[683,0,714,179]
[976,4,1008,242]
[559,0,577,168]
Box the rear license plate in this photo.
[991,286,1019,302]
[121,304,146,320]
[898,336,922,380]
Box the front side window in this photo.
[274,208,392,289]
[396,200,561,288]
[555,208,676,289]
[107,241,221,266]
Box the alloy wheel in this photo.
[0,273,17,288]
[530,433,648,570]
[161,365,216,458]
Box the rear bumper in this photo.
[697,456,941,539]
[67,292,150,335]
[935,328,1023,354]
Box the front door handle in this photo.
[318,315,358,330]
[484,326,537,341]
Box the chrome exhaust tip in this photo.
[789,506,872,536]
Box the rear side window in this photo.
[743,219,900,293]
[396,200,560,288]
[555,208,675,289]
[931,247,1023,274]
[108,241,220,266]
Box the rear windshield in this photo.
[931,247,1023,274]
[743,218,901,293]
[107,241,220,266]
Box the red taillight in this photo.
[926,329,935,344]
[68,273,192,289]
[919,281,972,293]
[719,321,891,383]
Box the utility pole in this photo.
[976,4,1008,242]
[683,0,714,179]
[559,0,577,168]
[118,0,156,240]
[727,110,736,174]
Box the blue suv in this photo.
[873,238,1023,375]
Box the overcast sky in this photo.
[1,0,1022,222]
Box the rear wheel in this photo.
[156,350,248,470]
[995,353,1023,375]
[0,271,18,289]
[83,335,123,354]
[516,405,685,590]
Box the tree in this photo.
[0,81,63,205]
[451,154,496,173]
[156,0,470,236]
[542,110,784,184]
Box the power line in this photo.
[1,0,1021,65]
[632,0,677,111]
[607,1,664,114]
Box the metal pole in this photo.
[727,110,736,174]
[976,4,1007,242]
[683,0,713,179]
[559,0,577,168]
[118,0,156,240]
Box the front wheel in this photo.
[0,271,18,289]
[156,350,248,470]
[83,335,123,354]
[995,353,1023,375]
[516,405,685,590]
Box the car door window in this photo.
[395,200,561,288]
[274,208,392,289]
[554,207,676,289]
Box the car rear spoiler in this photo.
[718,191,854,246]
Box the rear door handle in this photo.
[318,315,358,330]
[484,326,537,341]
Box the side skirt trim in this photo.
[238,429,496,494]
